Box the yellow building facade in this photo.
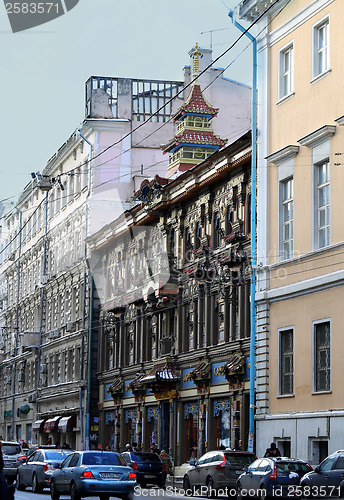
[239,0,344,463]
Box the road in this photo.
[13,486,197,500]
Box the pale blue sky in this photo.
[0,0,253,202]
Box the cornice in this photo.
[266,145,299,166]
[298,125,336,148]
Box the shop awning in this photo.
[43,416,62,433]
[186,360,210,381]
[140,363,178,385]
[220,354,245,376]
[32,419,45,432]
[58,415,76,433]
[107,377,123,396]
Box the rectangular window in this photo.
[279,329,294,395]
[279,43,294,99]
[281,178,294,260]
[316,162,330,248]
[313,18,330,78]
[314,321,331,392]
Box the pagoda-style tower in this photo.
[162,44,227,178]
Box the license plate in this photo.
[144,474,157,479]
[100,472,121,480]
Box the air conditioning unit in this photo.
[48,329,60,339]
[28,394,36,403]
[8,253,15,261]
[40,363,48,373]
[66,322,75,333]
[18,372,25,383]
[5,376,12,385]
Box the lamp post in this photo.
[228,10,257,453]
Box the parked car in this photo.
[16,448,73,492]
[183,449,257,496]
[237,457,313,499]
[121,451,164,487]
[300,450,344,497]
[1,441,25,482]
[49,450,136,500]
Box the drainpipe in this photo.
[228,10,257,453]
[35,190,50,431]
[11,207,22,440]
[78,128,93,451]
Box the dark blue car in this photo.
[121,452,163,487]
[49,451,136,500]
[300,451,344,497]
[237,457,312,499]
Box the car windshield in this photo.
[133,453,161,462]
[83,453,126,466]
[277,462,312,473]
[2,445,21,455]
[44,451,71,461]
[225,454,256,466]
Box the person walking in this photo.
[264,442,281,457]
[159,450,173,488]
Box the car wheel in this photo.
[16,471,26,491]
[70,482,82,500]
[259,484,271,500]
[183,476,193,497]
[32,473,42,493]
[207,477,217,499]
[237,483,243,500]
[50,480,60,500]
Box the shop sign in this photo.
[213,399,230,417]
[245,357,256,379]
[211,362,227,384]
[4,410,12,419]
[17,404,30,417]
[124,379,134,398]
[104,383,112,400]
[182,367,196,388]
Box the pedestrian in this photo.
[132,442,140,452]
[264,442,281,457]
[0,442,10,500]
[150,442,160,454]
[159,449,173,488]
[47,437,52,446]
[105,445,111,451]
[122,443,132,452]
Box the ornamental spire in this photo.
[193,42,201,77]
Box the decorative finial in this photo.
[193,42,201,76]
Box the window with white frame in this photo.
[313,18,330,78]
[281,178,294,260]
[314,320,331,392]
[315,161,330,249]
[279,328,294,395]
[279,43,294,99]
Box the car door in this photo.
[308,455,337,494]
[239,459,262,492]
[323,455,344,495]
[199,452,215,487]
[188,454,206,488]
[54,453,74,492]
[60,453,80,491]
[21,451,38,484]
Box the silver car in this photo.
[16,448,72,492]
[1,441,24,482]
[183,450,257,497]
